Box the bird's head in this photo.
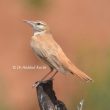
[24,20,49,34]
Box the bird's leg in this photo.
[50,70,58,80]
[40,68,54,81]
[32,68,53,88]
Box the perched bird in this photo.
[24,20,92,82]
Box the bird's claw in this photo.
[32,81,40,88]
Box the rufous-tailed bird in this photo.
[24,20,93,83]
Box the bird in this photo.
[24,20,93,83]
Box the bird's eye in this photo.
[37,23,41,25]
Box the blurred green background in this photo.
[0,0,110,110]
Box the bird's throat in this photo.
[34,30,46,36]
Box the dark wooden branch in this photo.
[35,79,67,110]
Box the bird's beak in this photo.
[23,20,35,27]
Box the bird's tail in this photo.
[69,62,93,82]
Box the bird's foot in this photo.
[32,81,41,88]
[32,79,54,88]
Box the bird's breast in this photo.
[30,35,49,58]
[30,36,42,51]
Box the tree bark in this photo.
[35,79,67,110]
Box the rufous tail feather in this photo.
[69,63,93,82]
